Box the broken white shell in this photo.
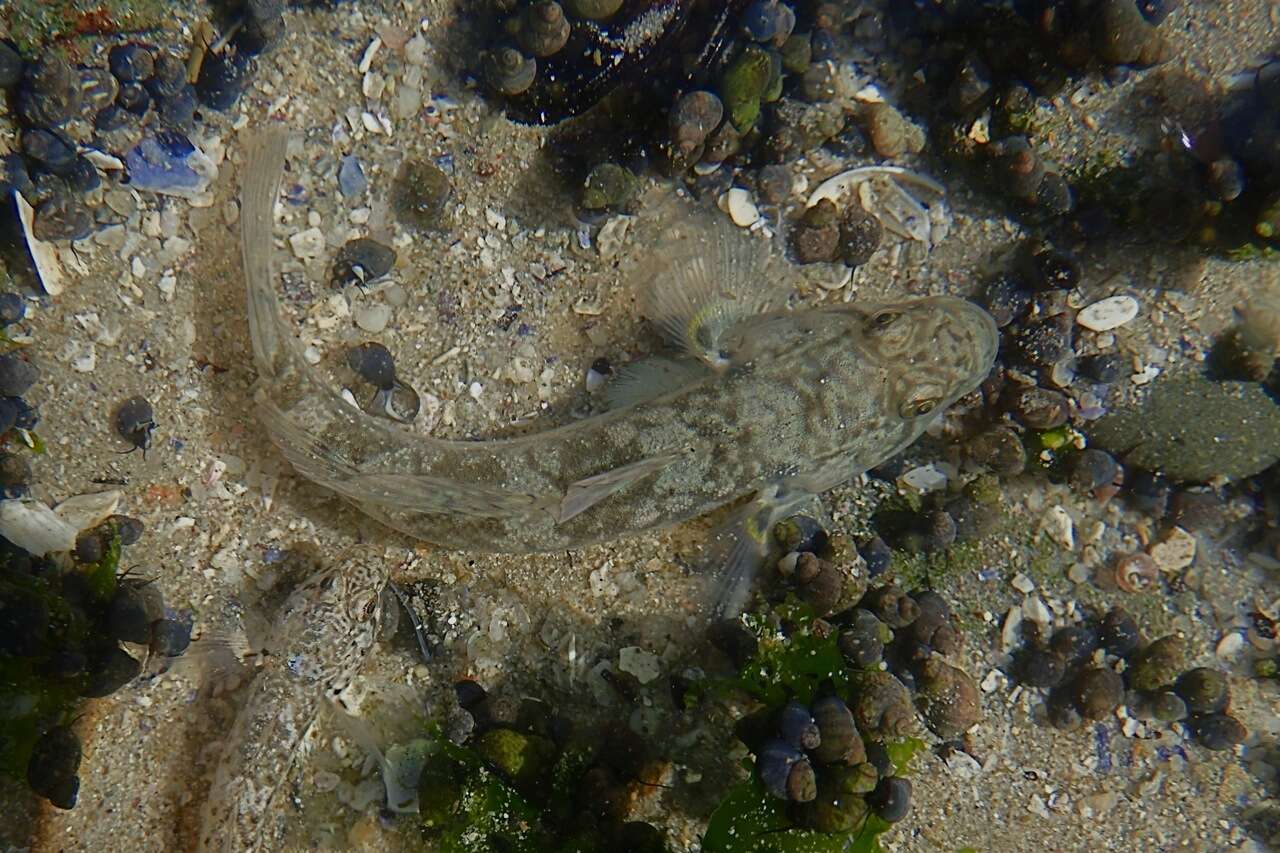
[53,489,123,531]
[0,500,78,556]
[0,490,123,557]
[14,191,66,296]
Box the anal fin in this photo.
[558,450,683,524]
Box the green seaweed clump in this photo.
[701,736,924,853]
[0,526,126,809]
[403,714,670,853]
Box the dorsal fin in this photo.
[628,189,789,370]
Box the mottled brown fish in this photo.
[195,555,385,853]
[241,129,997,615]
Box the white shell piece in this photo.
[0,500,78,556]
[14,192,66,295]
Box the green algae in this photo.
[404,723,667,853]
[889,539,986,591]
[2,0,170,54]
[701,737,924,853]
[0,530,121,788]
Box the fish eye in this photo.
[870,310,900,330]
[899,397,939,418]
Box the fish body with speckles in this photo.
[195,129,996,851]
[240,130,997,612]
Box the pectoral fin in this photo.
[558,450,684,524]
[708,483,823,618]
[631,191,787,370]
[604,356,711,409]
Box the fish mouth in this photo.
[924,295,1000,390]
[944,296,1000,368]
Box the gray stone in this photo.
[1088,372,1280,482]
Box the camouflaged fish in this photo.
[241,129,998,616]
[195,555,385,853]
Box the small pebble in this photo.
[355,304,392,334]
[338,155,368,198]
[392,159,452,231]
[1147,526,1195,573]
[289,228,326,260]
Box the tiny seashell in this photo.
[810,696,863,766]
[53,489,123,532]
[483,47,537,97]
[1076,295,1139,332]
[720,187,759,228]
[0,499,79,556]
[1114,552,1159,593]
[1041,505,1075,550]
[1022,594,1052,627]
[776,700,820,750]
[776,550,800,576]
[757,739,816,802]
[382,383,421,423]
[1214,631,1244,659]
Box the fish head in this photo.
[853,295,999,421]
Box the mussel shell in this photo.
[486,0,751,125]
